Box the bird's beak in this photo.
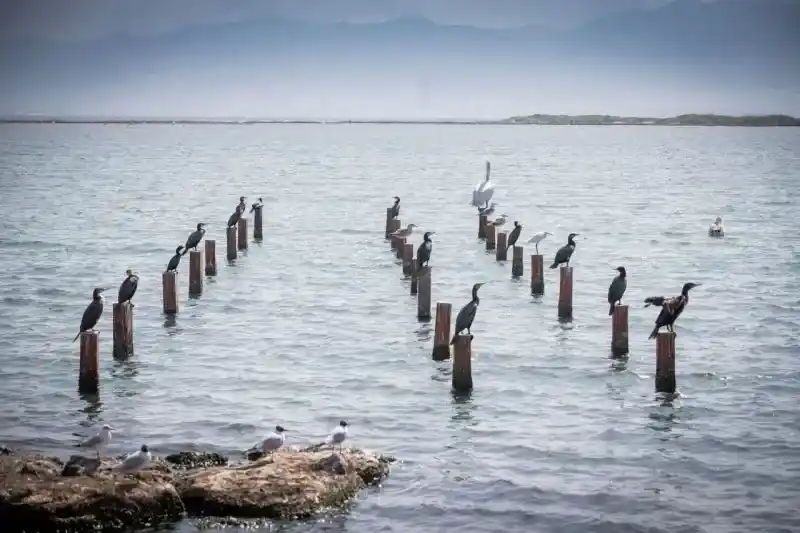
[429,231,436,235]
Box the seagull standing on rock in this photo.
[112,444,151,473]
[258,425,288,454]
[325,420,349,451]
[77,424,113,459]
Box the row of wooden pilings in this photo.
[78,209,265,394]
[384,208,677,396]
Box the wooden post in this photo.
[226,227,237,260]
[417,266,431,319]
[79,331,100,393]
[558,266,573,319]
[512,246,524,277]
[655,332,676,393]
[253,207,263,240]
[432,302,451,361]
[478,215,487,239]
[204,239,217,275]
[385,207,394,238]
[402,243,414,276]
[237,219,248,250]
[189,250,203,295]
[162,271,178,314]
[396,237,406,260]
[410,270,418,295]
[531,254,545,295]
[112,302,133,358]
[390,220,401,250]
[611,305,629,357]
[496,232,508,261]
[485,224,496,251]
[451,335,473,392]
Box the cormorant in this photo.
[451,282,486,344]
[390,196,400,219]
[117,269,139,305]
[249,197,264,213]
[527,231,552,254]
[73,287,106,342]
[237,196,247,213]
[506,221,522,252]
[491,214,508,227]
[181,223,207,255]
[227,205,244,228]
[647,282,701,339]
[166,246,184,272]
[550,233,579,269]
[478,202,498,216]
[607,266,627,315]
[644,296,666,308]
[416,231,434,271]
[390,223,418,238]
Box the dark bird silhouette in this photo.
[73,288,106,342]
[390,196,400,219]
[647,282,701,339]
[237,196,247,213]
[416,232,434,271]
[227,205,244,228]
[166,246,184,272]
[607,266,627,315]
[451,282,486,344]
[117,269,139,305]
[249,197,263,213]
[550,233,579,269]
[181,223,207,255]
[505,221,522,252]
[643,296,667,308]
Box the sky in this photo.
[0,0,797,119]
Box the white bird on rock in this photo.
[112,444,151,473]
[527,231,552,254]
[77,424,114,459]
[257,425,287,454]
[325,420,349,451]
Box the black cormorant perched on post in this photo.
[166,246,184,272]
[73,288,106,342]
[227,205,244,228]
[118,269,139,305]
[416,232,435,271]
[647,282,701,339]
[250,197,263,213]
[237,196,247,213]
[390,196,400,219]
[550,233,579,269]
[450,282,486,344]
[181,223,207,255]
[506,221,522,252]
[607,266,627,315]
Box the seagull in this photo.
[257,425,288,454]
[471,160,495,208]
[491,214,508,227]
[708,216,724,236]
[390,223,418,239]
[77,424,113,459]
[478,202,498,217]
[325,420,349,451]
[527,231,552,254]
[112,444,152,473]
[249,197,264,213]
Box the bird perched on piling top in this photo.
[227,204,245,228]
[390,196,400,219]
[237,196,247,213]
[528,231,552,254]
[73,287,106,342]
[607,266,627,315]
[550,233,579,269]
[472,160,494,209]
[417,231,435,271]
[166,245,184,272]
[647,282,701,339]
[478,202,498,217]
[506,221,522,252]
[249,197,264,213]
[451,282,486,344]
[181,223,207,255]
[491,214,508,227]
[117,269,139,305]
[391,223,418,238]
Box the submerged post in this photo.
[226,227,237,260]
[558,266,573,319]
[512,246,524,277]
[432,302,451,361]
[451,335,473,392]
[496,232,508,261]
[611,305,629,357]
[162,271,178,314]
[531,255,545,295]
[655,332,676,393]
[402,243,414,276]
[485,224,496,251]
[189,250,203,295]
[112,302,133,358]
[204,239,217,275]
[253,207,264,240]
[79,331,100,393]
[478,215,487,239]
[417,266,431,320]
[237,219,248,250]
[385,207,394,239]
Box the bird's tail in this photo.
[450,334,457,345]
[72,332,80,343]
[549,261,559,269]
[648,325,660,340]
[608,303,615,316]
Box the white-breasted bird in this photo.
[390,224,418,238]
[708,216,724,237]
[325,420,349,451]
[471,160,495,208]
[112,444,151,473]
[77,424,114,459]
[527,231,552,254]
[491,214,508,227]
[257,425,288,454]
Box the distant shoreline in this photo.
[1,114,798,127]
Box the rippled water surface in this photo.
[1,124,799,533]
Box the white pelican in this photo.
[390,223,418,238]
[491,214,508,227]
[708,216,724,237]
[527,231,552,254]
[471,160,495,208]
[112,444,152,473]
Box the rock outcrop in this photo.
[0,449,393,532]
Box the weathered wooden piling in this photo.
[432,302,451,361]
[512,246,524,277]
[226,227,237,260]
[204,239,217,275]
[112,302,133,358]
[189,250,203,295]
[485,224,496,251]
[237,219,248,250]
[655,332,676,393]
[79,331,100,393]
[531,255,545,295]
[557,266,573,319]
[385,207,394,238]
[611,305,629,357]
[410,270,418,295]
[402,243,414,276]
[496,232,508,260]
[452,335,473,392]
[253,207,264,240]
[478,215,488,239]
[394,237,405,260]
[162,271,178,314]
[390,220,401,250]
[417,266,431,319]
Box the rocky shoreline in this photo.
[0,447,394,532]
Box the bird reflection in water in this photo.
[450,390,476,425]
[78,392,103,425]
